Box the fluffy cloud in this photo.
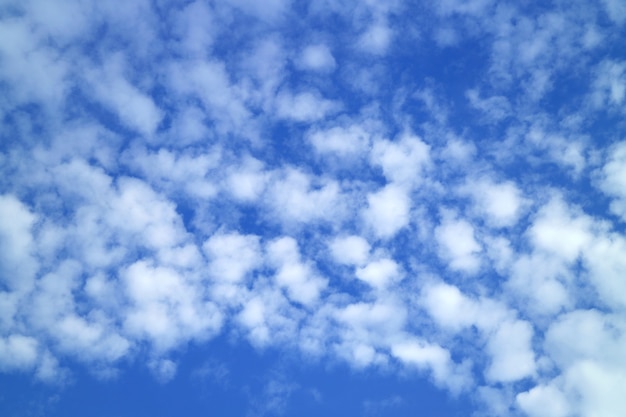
[122,260,222,352]
[528,197,593,263]
[601,0,626,24]
[460,177,526,227]
[84,56,163,136]
[0,334,38,372]
[266,168,345,225]
[362,184,411,239]
[275,90,341,122]
[0,195,39,295]
[517,384,570,417]
[204,232,262,283]
[485,319,536,383]
[435,214,482,273]
[370,134,431,186]
[355,258,402,289]
[308,124,371,158]
[298,44,337,72]
[592,60,626,108]
[267,237,328,306]
[598,140,626,220]
[329,235,371,266]
[421,281,536,383]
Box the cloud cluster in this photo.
[2,0,626,416]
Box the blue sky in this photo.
[1,0,626,416]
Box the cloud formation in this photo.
[1,1,626,416]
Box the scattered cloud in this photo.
[1,1,625,417]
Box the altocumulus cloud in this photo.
[1,0,626,416]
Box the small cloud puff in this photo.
[298,44,337,72]
[435,212,482,274]
[329,235,371,266]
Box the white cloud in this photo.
[237,297,271,345]
[85,55,163,136]
[436,0,494,16]
[236,287,300,348]
[227,0,291,21]
[544,310,626,371]
[0,195,39,294]
[54,314,130,363]
[592,59,626,108]
[362,184,411,239]
[122,260,223,352]
[421,281,514,333]
[508,253,571,316]
[536,314,626,417]
[28,260,83,334]
[391,338,470,393]
[335,300,406,338]
[225,156,269,202]
[167,106,211,146]
[267,237,327,306]
[204,232,262,283]
[149,358,178,383]
[584,232,626,310]
[486,320,536,383]
[94,1,159,58]
[598,141,626,220]
[299,44,336,72]
[524,127,588,176]
[249,373,299,416]
[370,134,430,186]
[334,341,383,369]
[476,386,514,417]
[2,1,626,415]
[0,334,38,372]
[421,282,475,331]
[267,168,344,225]
[564,361,626,417]
[329,235,371,266]
[23,0,93,43]
[123,146,220,199]
[421,280,537,384]
[172,1,216,58]
[391,340,449,372]
[333,299,407,368]
[275,90,340,122]
[528,197,593,263]
[167,59,251,136]
[435,214,482,273]
[240,37,286,104]
[363,395,403,415]
[0,17,70,109]
[517,384,570,417]
[460,177,525,227]
[358,21,392,55]
[35,350,65,383]
[51,158,113,206]
[483,235,514,274]
[355,258,401,289]
[601,0,626,24]
[433,27,459,47]
[309,124,370,157]
[440,138,476,163]
[466,89,511,123]
[84,273,122,311]
[110,177,189,252]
